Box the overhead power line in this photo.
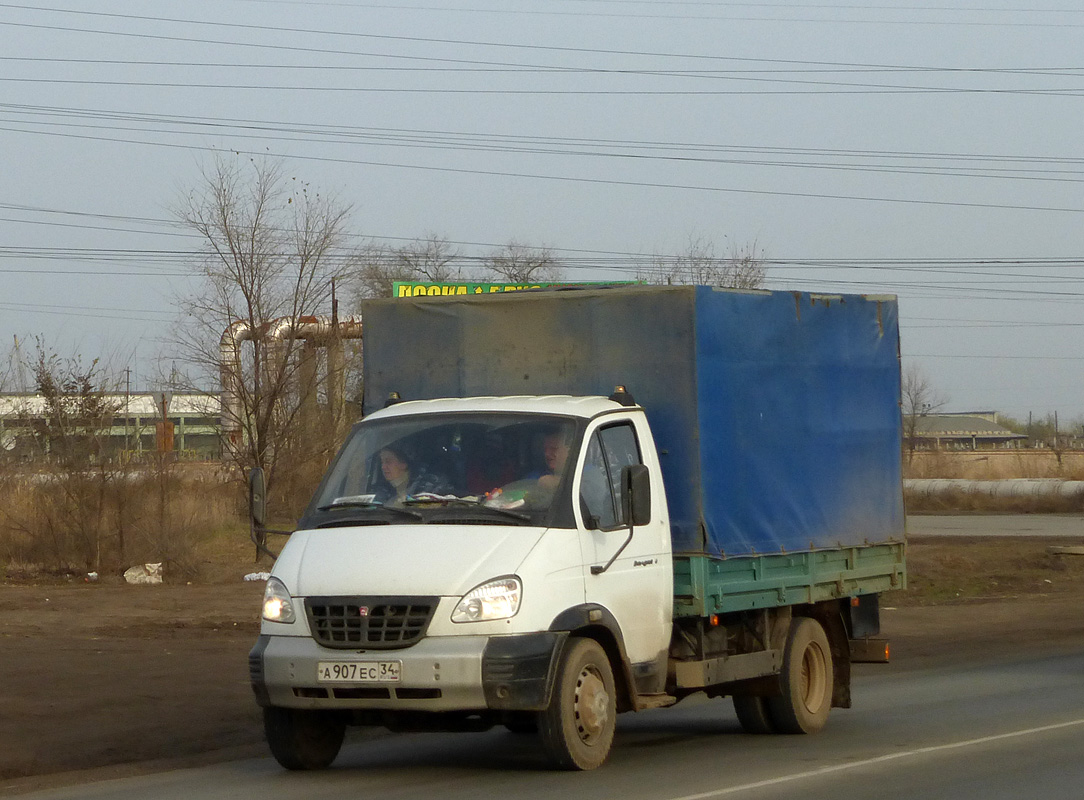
[5,75,1084,96]
[3,4,1084,69]
[0,300,172,321]
[4,55,1084,79]
[5,1,1084,42]
[5,103,1084,167]
[3,122,1084,215]
[7,240,1084,304]
[179,0,1084,17]
[5,199,1084,273]
[906,352,1084,361]
[6,110,1084,188]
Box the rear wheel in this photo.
[538,638,616,770]
[263,707,346,770]
[766,617,833,734]
[732,695,776,734]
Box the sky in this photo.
[2,1,1084,421]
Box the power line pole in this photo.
[125,367,131,458]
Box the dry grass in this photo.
[899,537,1084,606]
[906,449,1084,480]
[0,468,251,583]
[904,488,1084,514]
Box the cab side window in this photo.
[579,422,642,529]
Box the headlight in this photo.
[451,576,521,623]
[262,577,297,624]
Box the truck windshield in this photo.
[307,413,579,525]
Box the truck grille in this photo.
[305,596,438,650]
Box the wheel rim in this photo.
[573,664,610,745]
[799,641,828,714]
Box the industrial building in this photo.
[0,392,222,461]
[907,411,1027,451]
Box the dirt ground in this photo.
[2,536,1084,796]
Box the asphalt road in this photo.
[16,645,1084,800]
[907,514,1084,538]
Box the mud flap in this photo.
[482,632,568,711]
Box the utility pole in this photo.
[11,335,29,392]
[125,367,131,458]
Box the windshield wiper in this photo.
[317,498,423,521]
[403,496,531,522]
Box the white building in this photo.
[0,393,222,460]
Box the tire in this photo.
[538,638,617,770]
[733,695,776,734]
[263,706,346,770]
[766,617,833,735]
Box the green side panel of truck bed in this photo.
[672,544,906,617]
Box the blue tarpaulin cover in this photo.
[362,285,904,557]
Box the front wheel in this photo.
[263,707,346,770]
[538,638,617,770]
[766,617,834,734]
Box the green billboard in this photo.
[392,281,635,298]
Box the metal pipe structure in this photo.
[905,478,1084,497]
[220,320,254,447]
[219,315,363,448]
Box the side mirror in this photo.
[621,464,651,527]
[591,464,650,576]
[249,467,267,529]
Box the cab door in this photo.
[575,416,672,669]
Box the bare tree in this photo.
[172,155,357,503]
[645,236,766,289]
[20,345,121,572]
[1009,411,1080,466]
[481,240,564,283]
[353,234,462,299]
[901,363,948,464]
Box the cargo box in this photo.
[361,285,904,557]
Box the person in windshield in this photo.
[374,445,452,504]
[535,429,571,491]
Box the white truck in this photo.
[248,285,906,770]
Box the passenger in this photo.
[374,445,452,504]
[535,430,571,492]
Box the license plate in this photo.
[316,660,402,683]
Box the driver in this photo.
[374,445,452,504]
[535,430,571,491]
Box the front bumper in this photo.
[250,631,565,714]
